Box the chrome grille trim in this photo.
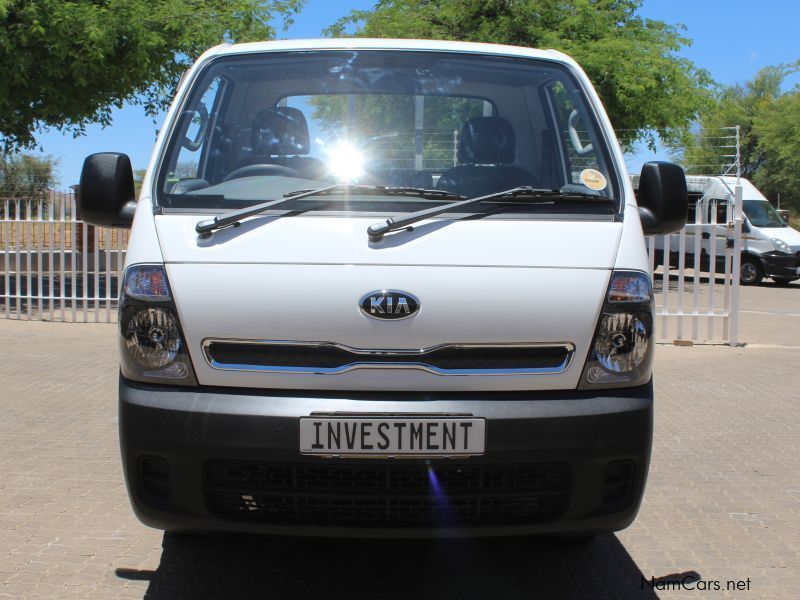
[201,339,575,376]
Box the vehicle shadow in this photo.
[116,531,663,599]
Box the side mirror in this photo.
[77,153,137,228]
[637,161,688,235]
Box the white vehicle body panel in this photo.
[158,211,620,390]
[168,261,609,391]
[155,213,622,269]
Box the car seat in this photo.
[436,117,538,197]
[239,106,328,180]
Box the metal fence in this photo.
[645,178,743,346]
[0,192,128,322]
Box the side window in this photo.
[717,202,730,225]
[167,77,224,186]
[705,201,730,224]
[546,81,609,192]
[687,202,697,224]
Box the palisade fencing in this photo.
[624,126,743,346]
[644,189,741,346]
[0,191,128,323]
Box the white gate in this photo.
[646,178,743,346]
[0,192,128,323]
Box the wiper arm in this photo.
[283,184,464,200]
[367,186,614,241]
[196,183,346,237]
[195,183,464,237]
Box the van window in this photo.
[743,200,786,228]
[157,51,619,215]
[709,202,729,225]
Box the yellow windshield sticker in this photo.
[579,169,607,191]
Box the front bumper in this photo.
[760,251,800,279]
[120,375,653,537]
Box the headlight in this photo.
[580,271,654,389]
[771,238,790,253]
[123,307,182,368]
[119,265,197,385]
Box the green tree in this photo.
[325,0,713,149]
[673,63,800,212]
[754,89,800,210]
[674,66,787,178]
[0,154,57,199]
[0,153,57,217]
[0,0,304,151]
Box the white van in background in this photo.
[643,175,800,285]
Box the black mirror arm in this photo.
[637,206,657,232]
[118,200,138,224]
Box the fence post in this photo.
[729,183,743,346]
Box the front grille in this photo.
[205,460,570,526]
[203,340,573,375]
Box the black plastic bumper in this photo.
[119,375,653,537]
[760,251,800,279]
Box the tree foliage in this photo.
[674,67,787,179]
[0,154,57,199]
[675,63,800,211]
[754,84,800,210]
[0,0,304,151]
[325,0,713,148]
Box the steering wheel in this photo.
[223,164,301,182]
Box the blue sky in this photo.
[30,0,800,187]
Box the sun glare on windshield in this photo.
[324,140,365,182]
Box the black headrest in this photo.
[458,117,515,165]
[251,107,310,156]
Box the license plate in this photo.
[299,417,485,456]
[796,267,800,275]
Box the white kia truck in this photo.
[77,39,687,538]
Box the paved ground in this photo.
[1,294,799,598]
[736,280,800,347]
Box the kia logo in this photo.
[359,290,420,320]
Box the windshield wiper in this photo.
[283,184,464,201]
[366,186,615,242]
[195,183,464,237]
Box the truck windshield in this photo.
[157,50,619,215]
[743,200,786,228]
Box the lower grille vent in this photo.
[204,460,570,526]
